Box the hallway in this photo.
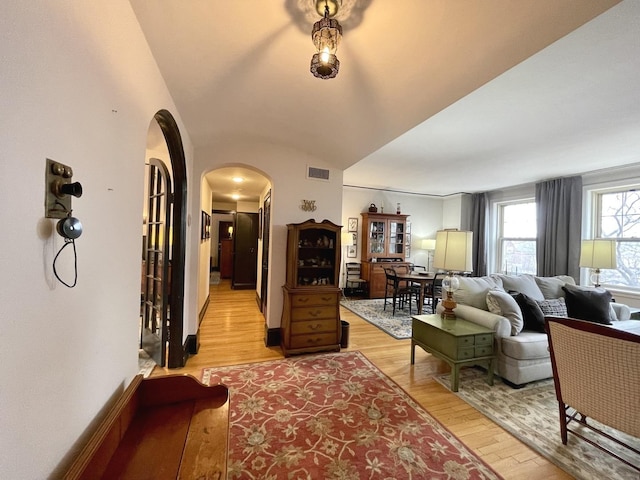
[151,279,570,480]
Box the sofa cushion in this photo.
[494,274,544,301]
[535,275,576,299]
[454,276,503,310]
[501,331,551,361]
[562,284,613,325]
[514,293,546,333]
[486,289,524,335]
[537,297,568,317]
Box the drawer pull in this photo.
[309,323,321,331]
[320,296,332,302]
[307,337,321,344]
[297,297,310,304]
[309,310,321,317]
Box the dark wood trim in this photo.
[264,325,280,347]
[155,109,187,369]
[199,294,210,325]
[185,334,199,356]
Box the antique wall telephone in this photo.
[45,159,83,287]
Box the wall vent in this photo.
[307,166,330,181]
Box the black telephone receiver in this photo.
[57,215,83,240]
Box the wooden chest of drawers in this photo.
[281,287,341,356]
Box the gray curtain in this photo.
[535,176,582,279]
[470,192,488,276]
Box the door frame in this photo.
[154,110,187,368]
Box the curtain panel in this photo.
[470,192,488,276]
[535,176,582,279]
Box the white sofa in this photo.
[438,274,640,387]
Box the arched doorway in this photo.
[140,110,188,368]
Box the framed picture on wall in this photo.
[347,217,358,232]
[258,207,263,239]
[201,211,207,241]
[351,233,357,247]
[347,245,357,258]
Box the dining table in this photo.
[395,271,435,315]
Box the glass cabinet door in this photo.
[389,221,404,255]
[369,220,385,254]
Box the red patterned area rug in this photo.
[202,351,502,479]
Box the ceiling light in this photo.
[310,0,342,79]
[232,177,244,183]
[231,194,240,200]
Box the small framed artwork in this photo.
[351,233,357,246]
[347,217,358,232]
[258,207,263,240]
[347,244,357,258]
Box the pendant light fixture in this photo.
[310,0,342,79]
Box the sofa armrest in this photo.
[611,302,631,321]
[437,304,512,338]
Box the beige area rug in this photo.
[434,368,640,480]
[202,351,502,479]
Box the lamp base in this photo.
[440,292,457,320]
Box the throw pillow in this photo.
[513,293,546,333]
[536,298,568,317]
[486,289,524,336]
[494,274,545,301]
[535,275,576,299]
[562,284,613,325]
[453,276,503,310]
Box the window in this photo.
[497,201,536,275]
[592,188,640,288]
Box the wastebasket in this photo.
[340,320,349,348]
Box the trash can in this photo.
[340,320,350,348]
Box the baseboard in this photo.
[255,291,262,311]
[264,325,280,347]
[185,333,199,356]
[199,294,210,325]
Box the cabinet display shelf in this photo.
[282,219,342,356]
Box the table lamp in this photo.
[433,230,473,319]
[579,239,617,287]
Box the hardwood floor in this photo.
[152,280,573,480]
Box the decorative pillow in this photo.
[562,284,613,325]
[513,293,546,333]
[536,298,568,317]
[494,274,544,301]
[486,289,524,335]
[454,276,503,310]
[535,275,576,299]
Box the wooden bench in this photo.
[63,374,229,480]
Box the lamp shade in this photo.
[421,239,436,250]
[341,231,354,246]
[433,230,473,272]
[579,239,617,269]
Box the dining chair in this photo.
[383,267,418,315]
[344,262,368,297]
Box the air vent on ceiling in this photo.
[307,166,330,181]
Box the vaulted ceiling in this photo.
[130,0,639,199]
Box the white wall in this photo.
[198,179,213,313]
[0,2,193,478]
[341,187,444,278]
[189,148,343,332]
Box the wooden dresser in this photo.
[280,219,341,356]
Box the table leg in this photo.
[417,285,424,314]
[410,340,415,364]
[487,358,495,386]
[451,364,460,392]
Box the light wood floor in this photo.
[152,280,573,480]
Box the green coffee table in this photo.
[411,314,495,392]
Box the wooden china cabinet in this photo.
[281,219,342,356]
[360,212,411,298]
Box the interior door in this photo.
[232,212,258,289]
[141,158,172,367]
[261,191,271,313]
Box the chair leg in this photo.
[559,402,568,445]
